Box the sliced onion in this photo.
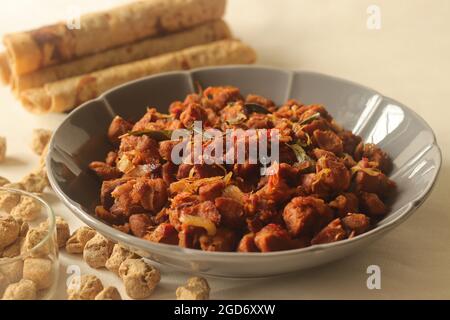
[351,166,381,177]
[180,215,217,236]
[117,155,134,173]
[169,175,228,195]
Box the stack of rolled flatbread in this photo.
[0,0,257,114]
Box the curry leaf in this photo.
[287,143,313,163]
[243,103,271,115]
[299,112,321,125]
[123,129,173,141]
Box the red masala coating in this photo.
[90,86,396,252]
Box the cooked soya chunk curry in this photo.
[89,86,396,252]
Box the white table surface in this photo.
[0,0,449,299]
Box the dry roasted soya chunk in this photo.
[0,214,20,249]
[65,226,97,254]
[0,259,23,283]
[40,216,70,248]
[15,217,29,237]
[2,279,37,300]
[0,137,6,163]
[23,257,53,290]
[94,286,122,300]
[31,129,52,156]
[21,226,50,257]
[83,233,114,268]
[0,185,23,213]
[1,219,29,258]
[10,196,41,221]
[176,276,210,300]
[1,237,23,258]
[118,258,161,299]
[105,244,139,275]
[67,274,104,300]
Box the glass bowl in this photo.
[0,187,58,300]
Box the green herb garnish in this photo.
[122,129,173,141]
[287,143,313,163]
[299,112,321,125]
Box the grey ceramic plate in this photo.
[47,65,441,278]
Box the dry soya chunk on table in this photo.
[0,214,20,250]
[118,259,161,299]
[176,277,210,300]
[65,226,97,254]
[83,233,114,269]
[67,274,103,300]
[94,286,122,300]
[105,244,139,275]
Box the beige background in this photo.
[0,0,449,299]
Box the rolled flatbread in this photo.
[0,52,11,85]
[12,20,232,95]
[4,0,227,76]
[20,40,257,114]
